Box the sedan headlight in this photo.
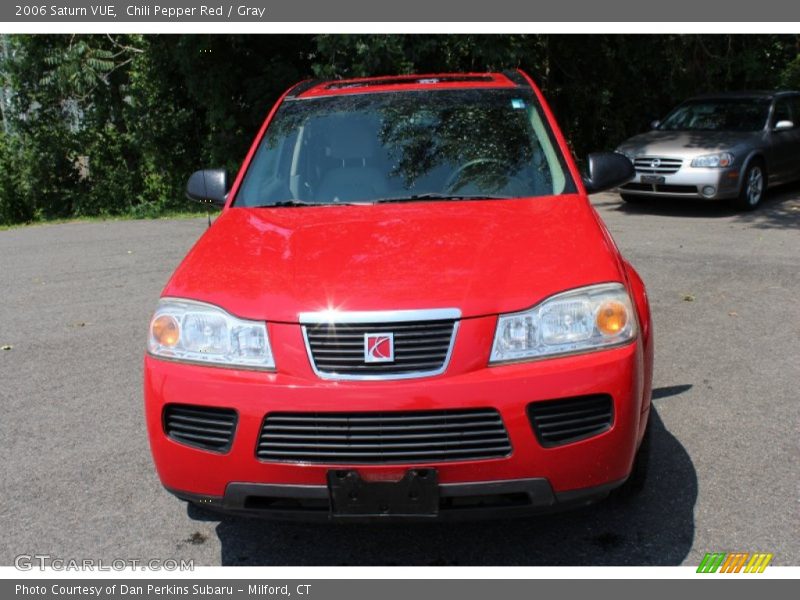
[691,152,734,168]
[148,298,275,369]
[490,283,637,364]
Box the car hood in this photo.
[163,195,624,322]
[618,129,763,158]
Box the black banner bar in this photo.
[3,579,793,600]
[4,1,800,22]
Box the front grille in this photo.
[634,157,682,174]
[304,319,456,378]
[163,404,237,453]
[527,395,613,447]
[623,182,698,194]
[257,409,512,463]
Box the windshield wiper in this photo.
[256,194,511,207]
[254,200,317,207]
[372,193,512,204]
[258,200,364,208]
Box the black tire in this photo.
[611,417,652,501]
[733,161,766,211]
[620,193,644,204]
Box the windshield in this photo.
[659,98,770,132]
[234,88,575,207]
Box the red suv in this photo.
[144,70,653,520]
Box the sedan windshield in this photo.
[234,88,575,207]
[659,98,770,132]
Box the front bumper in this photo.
[168,477,626,521]
[144,316,649,519]
[620,165,741,200]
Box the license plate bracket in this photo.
[328,469,439,518]
[641,174,665,185]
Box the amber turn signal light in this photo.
[596,301,628,336]
[152,314,180,347]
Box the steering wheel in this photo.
[443,157,515,193]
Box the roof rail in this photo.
[285,78,325,99]
[324,74,497,91]
[502,70,528,87]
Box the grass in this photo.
[0,208,219,231]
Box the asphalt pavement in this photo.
[1,188,798,566]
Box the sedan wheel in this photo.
[735,163,765,211]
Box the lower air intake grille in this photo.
[257,409,512,464]
[623,182,698,194]
[527,395,613,447]
[163,404,237,453]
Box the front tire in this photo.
[733,161,766,211]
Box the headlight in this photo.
[691,152,734,168]
[148,298,275,369]
[489,283,637,364]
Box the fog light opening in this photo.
[701,185,717,198]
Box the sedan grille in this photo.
[257,409,512,464]
[304,319,456,378]
[634,157,682,174]
[163,404,237,453]
[527,395,613,447]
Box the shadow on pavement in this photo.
[598,180,800,230]
[652,384,692,400]
[188,391,696,566]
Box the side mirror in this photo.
[650,120,661,130]
[774,120,794,131]
[186,169,228,206]
[582,152,636,195]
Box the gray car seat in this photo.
[315,116,389,203]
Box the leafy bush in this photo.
[0,133,32,223]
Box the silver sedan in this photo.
[615,91,800,210]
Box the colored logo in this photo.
[697,552,773,573]
[364,333,394,363]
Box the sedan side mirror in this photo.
[186,169,228,206]
[774,120,794,131]
[582,152,636,195]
